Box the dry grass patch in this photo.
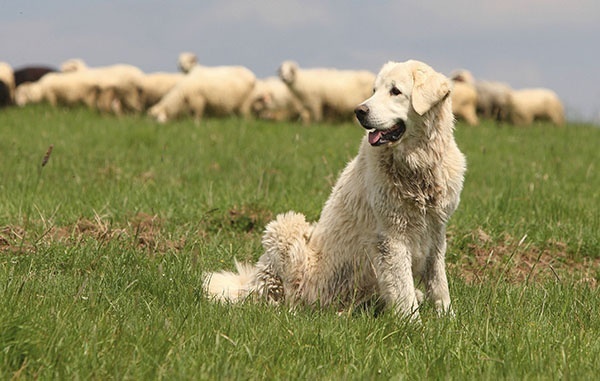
[1,212,184,255]
[3,215,597,288]
[450,228,599,287]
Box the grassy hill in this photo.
[1,105,599,379]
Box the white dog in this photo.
[204,60,466,321]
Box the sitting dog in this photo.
[204,60,466,321]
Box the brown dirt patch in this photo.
[2,219,598,287]
[449,228,599,287]
[0,225,35,254]
[199,205,274,235]
[1,212,183,255]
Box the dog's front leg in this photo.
[424,224,454,316]
[376,236,420,321]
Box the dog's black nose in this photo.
[354,104,369,120]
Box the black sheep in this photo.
[14,66,57,87]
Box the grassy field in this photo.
[1,104,599,379]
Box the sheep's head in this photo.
[15,83,42,106]
[61,59,87,72]
[178,52,198,73]
[278,60,298,85]
[449,69,475,85]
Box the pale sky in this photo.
[1,1,599,122]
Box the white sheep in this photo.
[508,88,565,126]
[14,82,42,106]
[451,69,512,122]
[148,64,256,123]
[278,60,375,123]
[139,72,185,109]
[60,58,145,113]
[14,71,99,108]
[475,81,513,122]
[178,52,198,74]
[451,80,479,126]
[0,62,15,106]
[246,77,308,123]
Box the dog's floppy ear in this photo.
[411,68,451,116]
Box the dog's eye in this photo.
[390,87,402,96]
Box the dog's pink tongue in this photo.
[368,130,382,145]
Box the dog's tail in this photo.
[203,211,314,303]
[202,260,259,302]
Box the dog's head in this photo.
[354,60,451,147]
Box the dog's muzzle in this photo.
[354,105,406,146]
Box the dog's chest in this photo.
[372,158,443,214]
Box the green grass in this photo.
[452,122,600,258]
[1,104,599,379]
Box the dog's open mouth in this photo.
[367,120,406,146]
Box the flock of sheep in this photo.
[0,53,565,126]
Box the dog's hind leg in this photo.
[259,211,314,303]
[203,211,314,304]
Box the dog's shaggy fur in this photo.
[204,60,466,321]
